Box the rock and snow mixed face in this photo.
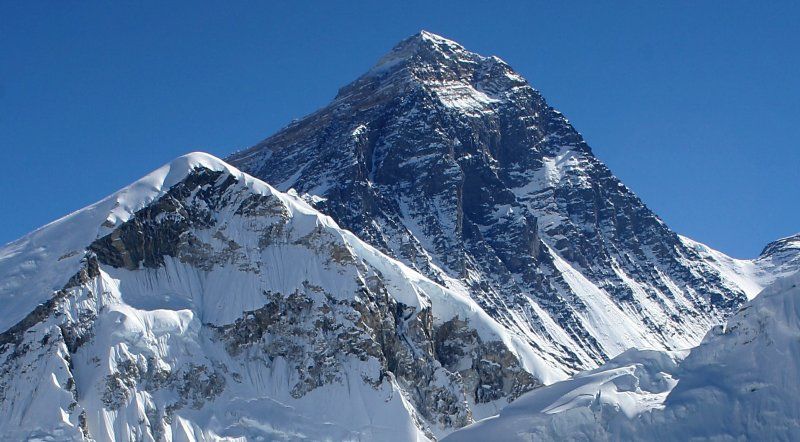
[0,153,554,441]
[228,31,762,373]
[445,270,800,441]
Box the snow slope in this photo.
[445,270,800,441]
[0,153,561,441]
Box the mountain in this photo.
[228,31,766,373]
[0,153,557,441]
[2,31,797,441]
[444,269,800,441]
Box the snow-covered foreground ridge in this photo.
[0,152,561,441]
[445,270,800,441]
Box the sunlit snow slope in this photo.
[0,153,560,441]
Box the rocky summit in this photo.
[229,31,779,373]
[0,32,797,441]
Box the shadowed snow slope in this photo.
[0,152,560,441]
[445,270,800,441]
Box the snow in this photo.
[446,270,800,441]
[429,80,500,115]
[1,28,798,440]
[60,265,428,441]
[418,30,463,49]
[0,152,329,333]
[549,249,664,356]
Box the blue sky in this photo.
[1,1,798,258]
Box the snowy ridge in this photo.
[0,152,564,440]
[680,234,800,299]
[446,270,800,441]
[0,153,258,332]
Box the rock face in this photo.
[229,31,752,372]
[0,154,550,441]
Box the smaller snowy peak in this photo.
[0,152,328,333]
[679,233,800,300]
[759,232,800,258]
[754,233,800,290]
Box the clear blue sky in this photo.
[2,1,798,258]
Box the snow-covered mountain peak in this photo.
[759,232,800,258]
[230,33,753,375]
[368,30,471,74]
[418,30,462,46]
[0,152,337,333]
[0,152,562,440]
[399,30,467,55]
[339,31,526,118]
